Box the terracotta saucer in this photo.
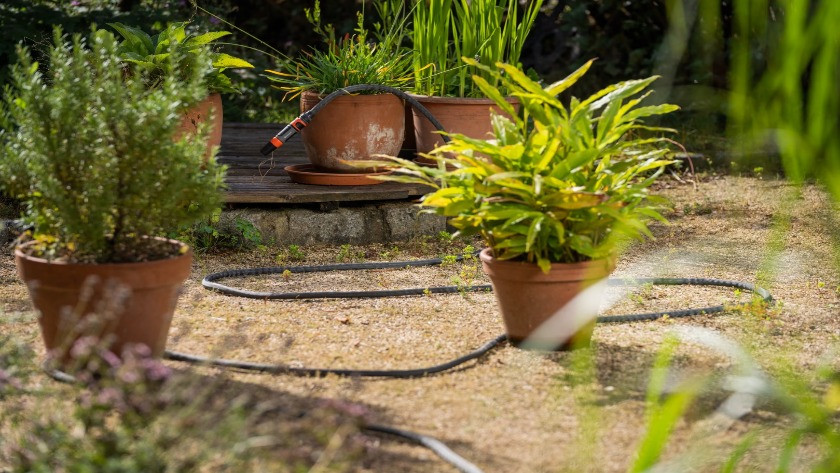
[284,164,391,186]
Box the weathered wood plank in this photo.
[218,122,426,204]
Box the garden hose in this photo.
[44,265,773,473]
[260,84,450,155]
[187,254,773,378]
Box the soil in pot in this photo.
[300,91,405,173]
[479,248,614,350]
[15,239,192,362]
[411,95,519,156]
[176,93,223,161]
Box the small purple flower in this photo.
[70,336,98,360]
[97,387,125,409]
[100,349,122,369]
[70,0,80,6]
[129,343,152,358]
[0,368,22,390]
[118,368,140,384]
[142,359,172,382]
[209,17,220,25]
[321,399,369,418]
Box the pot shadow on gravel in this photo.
[538,338,768,424]
[171,366,499,473]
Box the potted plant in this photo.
[0,29,225,361]
[410,0,543,155]
[365,59,678,349]
[109,21,254,159]
[264,1,412,173]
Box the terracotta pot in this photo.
[300,91,405,173]
[15,239,192,361]
[410,94,519,155]
[479,248,614,350]
[177,93,223,161]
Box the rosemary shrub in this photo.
[0,29,225,263]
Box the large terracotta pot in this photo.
[300,91,405,173]
[15,239,192,360]
[479,248,614,350]
[410,95,519,155]
[177,93,223,161]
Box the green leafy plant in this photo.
[412,0,543,97]
[364,60,677,271]
[287,244,305,262]
[0,28,225,263]
[109,21,254,94]
[264,0,412,100]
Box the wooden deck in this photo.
[218,123,428,204]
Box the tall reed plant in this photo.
[728,0,840,192]
[413,0,543,97]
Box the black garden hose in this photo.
[165,334,507,379]
[44,258,774,473]
[188,254,773,378]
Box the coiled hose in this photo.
[185,255,772,473]
[188,253,773,377]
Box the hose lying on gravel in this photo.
[190,254,773,378]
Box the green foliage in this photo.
[176,212,264,252]
[728,0,840,197]
[0,1,178,88]
[109,21,254,94]
[0,28,225,263]
[632,328,840,472]
[335,243,367,263]
[234,218,263,247]
[630,337,703,472]
[276,244,306,264]
[288,244,305,261]
[365,61,677,271]
[264,0,412,99]
[412,0,543,97]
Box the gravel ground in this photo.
[1,175,838,472]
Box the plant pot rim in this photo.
[301,90,404,101]
[407,93,519,105]
[479,247,615,271]
[14,237,191,268]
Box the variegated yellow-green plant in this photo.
[359,59,679,272]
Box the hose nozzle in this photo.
[260,116,310,155]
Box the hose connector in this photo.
[260,115,311,155]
